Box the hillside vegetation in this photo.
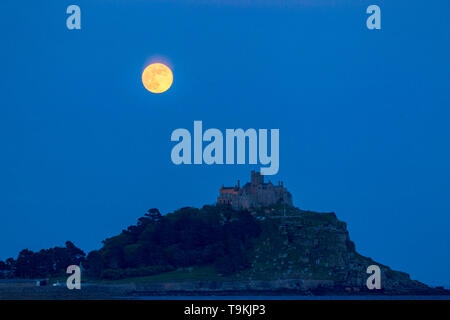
[1,204,430,293]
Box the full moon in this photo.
[141,63,173,93]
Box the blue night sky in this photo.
[0,1,449,286]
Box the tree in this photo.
[85,251,104,278]
[15,249,35,278]
[145,208,162,223]
[6,258,15,271]
[8,242,85,278]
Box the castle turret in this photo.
[251,170,264,186]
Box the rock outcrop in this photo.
[235,206,430,294]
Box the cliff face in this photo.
[238,206,429,293]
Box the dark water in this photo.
[132,295,450,300]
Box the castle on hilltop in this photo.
[217,171,293,210]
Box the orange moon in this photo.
[141,63,173,93]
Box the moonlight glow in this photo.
[142,63,173,93]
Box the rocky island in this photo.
[0,172,448,299]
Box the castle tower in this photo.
[251,170,264,185]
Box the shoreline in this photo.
[1,281,449,300]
